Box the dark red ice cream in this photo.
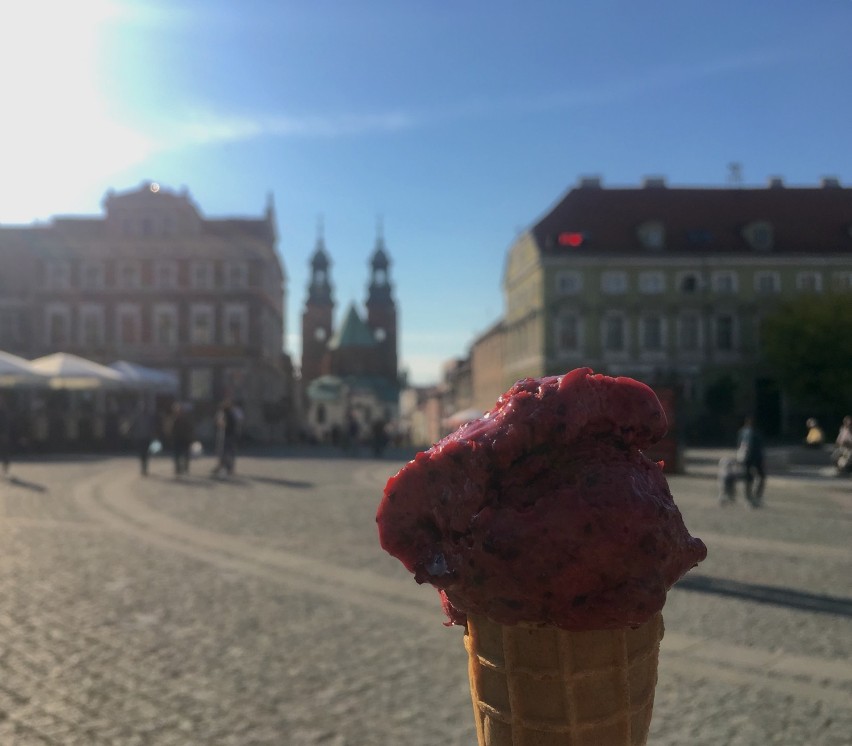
[377,368,706,630]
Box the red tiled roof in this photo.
[531,185,852,255]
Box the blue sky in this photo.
[1,1,850,384]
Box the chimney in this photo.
[821,176,841,188]
[642,176,667,188]
[578,175,602,189]
[767,177,784,188]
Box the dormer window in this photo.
[637,221,665,250]
[742,221,774,251]
[687,229,713,246]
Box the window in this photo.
[116,304,141,346]
[223,303,248,346]
[189,368,213,400]
[224,261,249,290]
[678,314,700,352]
[80,261,105,291]
[715,315,735,351]
[641,315,664,351]
[79,304,105,347]
[601,271,628,294]
[555,271,582,295]
[155,261,178,290]
[687,229,713,246]
[636,221,665,250]
[0,309,23,345]
[742,221,774,251]
[153,304,179,346]
[603,315,625,351]
[117,261,141,290]
[190,304,214,344]
[678,272,701,294]
[638,271,665,294]
[832,272,852,291]
[754,271,780,294]
[191,261,215,290]
[45,303,70,346]
[555,314,581,353]
[45,260,71,290]
[712,271,738,294]
[796,271,823,293]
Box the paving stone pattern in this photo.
[0,452,850,745]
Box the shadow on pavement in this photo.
[4,475,48,493]
[677,573,852,618]
[245,474,313,489]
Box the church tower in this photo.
[301,223,335,384]
[365,220,398,384]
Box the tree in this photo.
[760,295,852,415]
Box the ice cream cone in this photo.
[464,612,664,746]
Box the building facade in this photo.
[300,229,400,442]
[499,176,852,440]
[0,182,294,441]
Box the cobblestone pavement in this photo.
[0,450,850,745]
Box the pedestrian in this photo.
[129,400,159,476]
[0,395,12,476]
[836,415,852,449]
[370,419,388,458]
[211,397,240,476]
[736,416,766,507]
[833,415,852,474]
[168,402,194,476]
[805,418,825,448]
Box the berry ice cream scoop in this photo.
[377,368,706,745]
[377,368,706,631]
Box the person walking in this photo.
[129,401,159,476]
[169,402,194,476]
[833,415,852,474]
[211,397,240,476]
[805,418,825,448]
[736,416,766,507]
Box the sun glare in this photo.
[0,1,154,222]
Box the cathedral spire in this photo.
[367,222,393,308]
[307,216,333,306]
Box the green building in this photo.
[502,176,852,441]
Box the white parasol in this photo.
[29,352,128,390]
[0,350,49,387]
[108,361,179,392]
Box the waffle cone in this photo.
[464,612,663,746]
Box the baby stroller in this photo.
[717,456,741,505]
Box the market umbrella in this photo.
[29,352,127,390]
[0,350,50,387]
[108,360,179,393]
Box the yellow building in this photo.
[499,176,852,439]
